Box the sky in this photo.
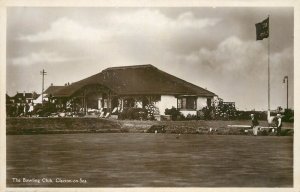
[6,7,294,110]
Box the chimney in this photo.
[23,91,25,97]
[51,83,53,86]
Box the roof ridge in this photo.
[103,64,155,71]
[49,85,65,87]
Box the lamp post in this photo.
[40,69,47,105]
[283,76,288,110]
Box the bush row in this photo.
[164,107,294,122]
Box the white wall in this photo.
[155,95,177,115]
[197,97,207,110]
[180,110,197,117]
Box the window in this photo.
[207,98,211,107]
[123,98,135,108]
[178,97,197,110]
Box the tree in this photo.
[277,106,283,113]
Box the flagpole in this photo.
[266,15,271,123]
[268,15,270,112]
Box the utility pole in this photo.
[283,76,288,109]
[40,69,47,105]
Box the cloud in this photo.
[19,17,112,42]
[18,9,221,44]
[14,9,223,68]
[165,36,266,74]
[177,11,220,28]
[11,51,69,66]
[109,9,220,32]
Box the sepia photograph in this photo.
[2,2,298,190]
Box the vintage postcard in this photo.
[1,0,299,191]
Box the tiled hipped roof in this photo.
[53,64,216,97]
[44,86,65,95]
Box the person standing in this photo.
[275,114,282,136]
[251,114,259,136]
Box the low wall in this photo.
[6,117,123,135]
[6,118,294,136]
[115,119,293,135]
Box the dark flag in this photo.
[255,17,269,40]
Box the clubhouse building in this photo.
[45,64,217,117]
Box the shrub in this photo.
[119,108,148,120]
[202,106,214,120]
[197,110,205,120]
[33,103,58,117]
[165,107,182,120]
[6,104,18,117]
[235,109,293,122]
[283,109,294,122]
[213,99,237,120]
[145,104,159,119]
[186,114,199,120]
